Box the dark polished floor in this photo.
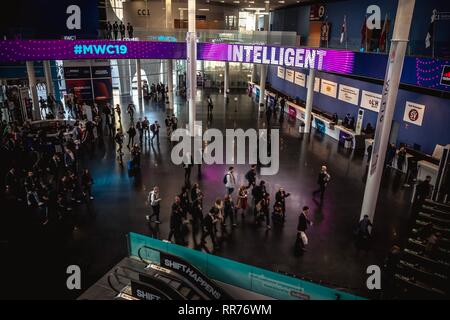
[0,89,414,299]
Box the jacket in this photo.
[225,172,236,189]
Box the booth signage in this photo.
[320,79,338,98]
[294,71,306,87]
[360,90,382,112]
[277,66,285,79]
[441,65,450,86]
[285,69,294,82]
[403,101,425,126]
[130,280,165,300]
[338,84,360,105]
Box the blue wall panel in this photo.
[267,65,450,154]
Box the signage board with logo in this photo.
[277,66,285,79]
[403,101,426,126]
[285,69,294,82]
[360,90,382,112]
[441,65,450,86]
[294,71,306,87]
[130,280,166,300]
[320,79,338,98]
[310,4,326,21]
[338,84,360,105]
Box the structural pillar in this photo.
[251,63,257,83]
[167,59,174,109]
[187,0,197,134]
[360,0,416,224]
[26,61,40,120]
[224,61,230,97]
[43,60,54,97]
[117,59,131,95]
[258,64,267,107]
[136,59,142,101]
[304,68,316,133]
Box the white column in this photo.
[117,59,131,95]
[360,0,416,224]
[264,3,270,31]
[187,0,197,134]
[136,59,142,101]
[258,64,267,107]
[43,60,54,97]
[167,59,174,109]
[165,0,173,29]
[26,61,40,120]
[224,61,230,97]
[251,63,257,83]
[304,68,316,133]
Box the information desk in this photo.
[250,82,361,150]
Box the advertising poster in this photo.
[277,66,285,79]
[65,79,93,102]
[360,90,382,112]
[288,105,297,118]
[403,101,426,126]
[93,78,113,102]
[338,84,360,105]
[285,69,294,82]
[320,79,338,98]
[294,71,306,87]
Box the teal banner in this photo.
[128,232,364,300]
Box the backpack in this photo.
[150,124,156,132]
[223,173,229,184]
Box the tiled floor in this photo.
[0,89,413,299]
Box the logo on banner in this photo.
[441,65,450,86]
[403,101,425,126]
[408,109,419,122]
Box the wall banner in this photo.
[403,101,425,126]
[285,69,294,82]
[277,66,285,79]
[320,79,337,98]
[338,84,359,105]
[360,90,382,112]
[294,71,306,87]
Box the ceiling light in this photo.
[233,1,240,3]
[278,1,285,3]
[199,8,210,11]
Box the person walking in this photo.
[224,166,236,195]
[168,196,183,243]
[136,118,144,144]
[280,97,286,114]
[127,103,135,121]
[114,128,124,162]
[119,21,126,39]
[127,22,134,38]
[183,153,193,185]
[355,215,373,252]
[165,114,172,138]
[312,165,331,200]
[146,186,161,223]
[115,104,121,122]
[81,169,94,201]
[244,165,257,190]
[142,117,150,141]
[236,186,248,218]
[150,121,160,145]
[296,206,312,254]
[223,194,236,228]
[207,95,213,116]
[275,187,290,220]
[126,125,136,148]
[112,21,119,40]
[201,208,218,249]
[106,21,112,39]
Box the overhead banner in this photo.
[338,84,360,105]
[320,79,338,98]
[285,69,294,82]
[294,71,306,87]
[403,101,425,126]
[277,66,285,79]
[360,90,382,112]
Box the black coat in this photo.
[297,212,310,232]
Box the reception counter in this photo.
[249,82,362,150]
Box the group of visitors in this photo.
[105,21,134,40]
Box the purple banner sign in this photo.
[0,40,186,61]
[199,43,355,74]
